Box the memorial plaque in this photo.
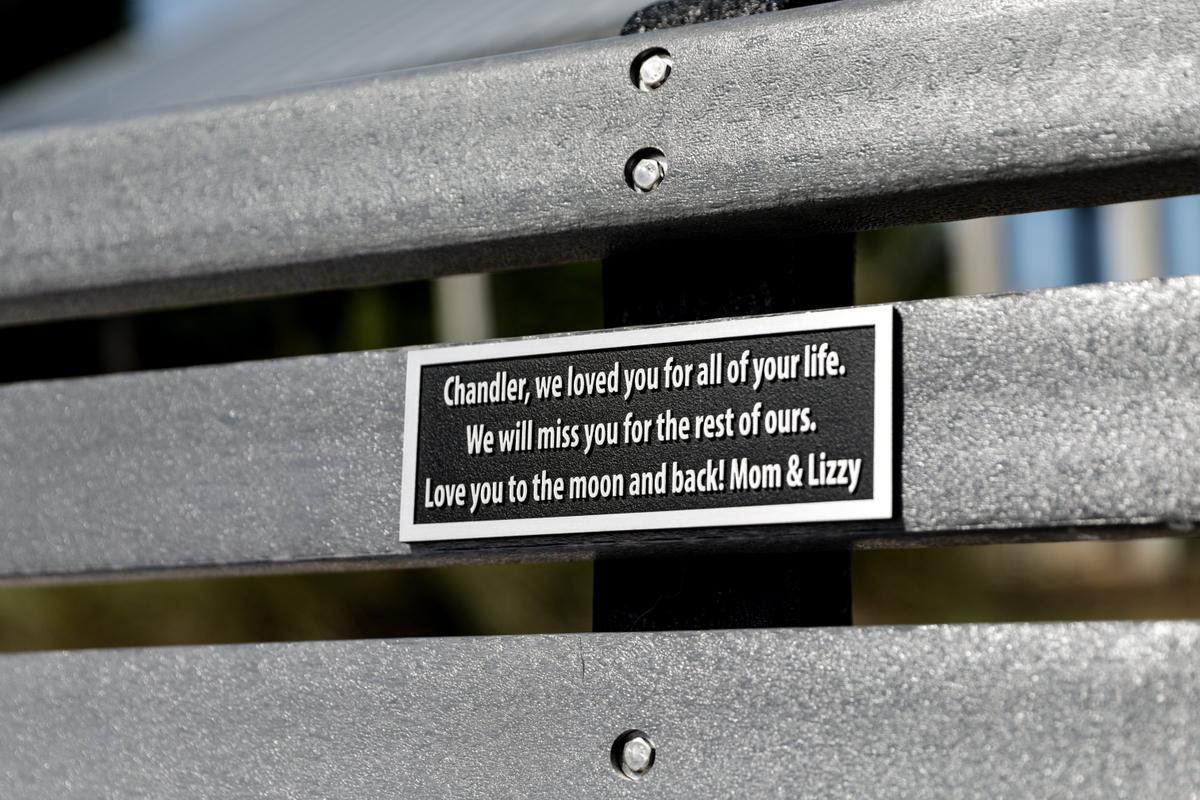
[400,306,893,541]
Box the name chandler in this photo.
[443,371,528,407]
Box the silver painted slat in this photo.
[0,277,1197,582]
[1,622,1196,798]
[3,0,1200,324]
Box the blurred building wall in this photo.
[947,196,1200,294]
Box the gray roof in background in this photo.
[0,0,645,131]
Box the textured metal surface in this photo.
[3,0,1200,324]
[0,622,1196,798]
[0,277,1197,581]
[902,277,1200,534]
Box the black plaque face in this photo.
[401,306,893,541]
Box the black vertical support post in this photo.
[593,0,855,633]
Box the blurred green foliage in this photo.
[0,563,592,651]
[857,225,949,305]
[855,539,1200,625]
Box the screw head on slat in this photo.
[622,736,654,773]
[631,48,673,91]
[612,729,656,780]
[624,148,669,193]
[638,54,672,89]
[631,158,665,192]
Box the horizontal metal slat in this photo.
[0,277,1197,582]
[2,0,1200,324]
[1,622,1196,798]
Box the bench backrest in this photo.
[0,0,1197,796]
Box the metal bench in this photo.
[1,0,1198,795]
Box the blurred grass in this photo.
[855,539,1200,625]
[493,262,603,337]
[856,225,949,305]
[0,563,592,651]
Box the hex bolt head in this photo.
[638,54,672,89]
[631,48,673,91]
[612,730,656,780]
[630,158,665,192]
[622,736,654,774]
